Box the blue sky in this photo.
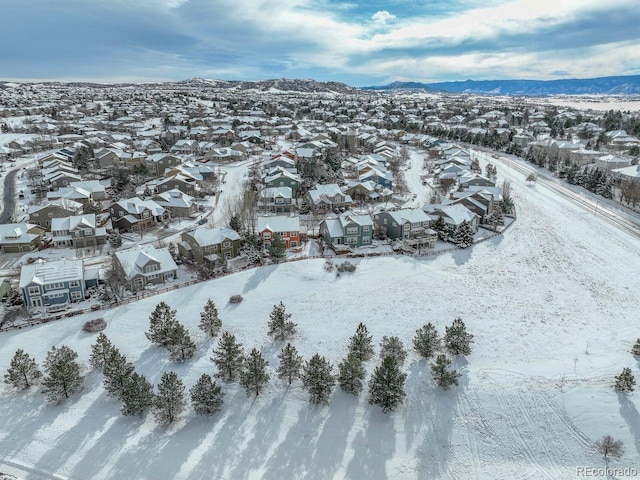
[1,0,638,86]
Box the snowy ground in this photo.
[1,153,640,479]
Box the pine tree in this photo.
[338,353,365,395]
[108,230,122,249]
[614,368,636,393]
[103,348,135,400]
[268,233,287,261]
[444,317,474,356]
[430,354,461,389]
[453,220,475,248]
[240,348,270,396]
[120,372,154,416]
[267,301,297,341]
[379,336,407,366]
[211,331,245,382]
[168,323,196,363]
[277,343,303,385]
[368,356,407,413]
[348,323,374,362]
[413,323,441,359]
[4,349,42,389]
[145,301,179,347]
[190,374,224,415]
[632,339,640,356]
[302,353,335,404]
[42,345,83,402]
[89,333,115,370]
[199,299,222,337]
[432,215,448,241]
[153,371,186,425]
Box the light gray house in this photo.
[113,245,178,291]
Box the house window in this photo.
[69,280,80,288]
[46,282,65,291]
[347,237,358,245]
[392,222,397,227]
[263,232,271,239]
[47,293,65,299]
[83,229,92,236]
[362,236,371,244]
[403,224,410,230]
[145,264,159,273]
[383,218,387,225]
[119,211,124,217]
[346,227,358,235]
[28,286,41,296]
[223,241,231,248]
[362,225,370,232]
[71,291,82,301]
[148,273,160,280]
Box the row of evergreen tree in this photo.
[3,298,475,421]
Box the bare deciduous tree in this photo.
[595,435,624,460]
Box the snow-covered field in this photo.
[1,161,640,479]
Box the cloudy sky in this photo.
[1,0,639,86]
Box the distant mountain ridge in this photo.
[363,75,640,96]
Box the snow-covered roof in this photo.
[188,226,241,246]
[51,214,96,232]
[257,215,300,233]
[19,259,84,288]
[114,245,178,280]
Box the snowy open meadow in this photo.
[1,159,640,480]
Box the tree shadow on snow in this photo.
[308,390,359,479]
[452,248,473,266]
[262,403,326,480]
[403,360,432,450]
[416,357,468,480]
[345,408,396,480]
[33,390,116,476]
[242,264,277,295]
[618,394,640,455]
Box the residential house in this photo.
[304,184,352,213]
[152,189,198,219]
[320,211,373,249]
[155,173,200,196]
[179,226,241,263]
[110,197,169,232]
[50,214,107,248]
[257,215,301,250]
[373,208,436,248]
[19,259,99,309]
[28,199,83,230]
[263,167,302,196]
[114,245,178,290]
[424,204,480,232]
[145,153,183,176]
[0,223,44,253]
[258,187,294,213]
[344,181,393,203]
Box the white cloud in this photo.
[371,10,396,26]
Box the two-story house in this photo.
[145,153,183,177]
[304,184,352,213]
[152,189,197,219]
[373,208,436,248]
[28,199,83,230]
[263,168,302,197]
[51,214,107,248]
[319,211,373,249]
[19,259,99,309]
[113,245,178,290]
[110,197,170,233]
[0,223,44,253]
[258,187,294,213]
[257,215,301,251]
[179,226,241,263]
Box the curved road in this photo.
[0,168,17,223]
